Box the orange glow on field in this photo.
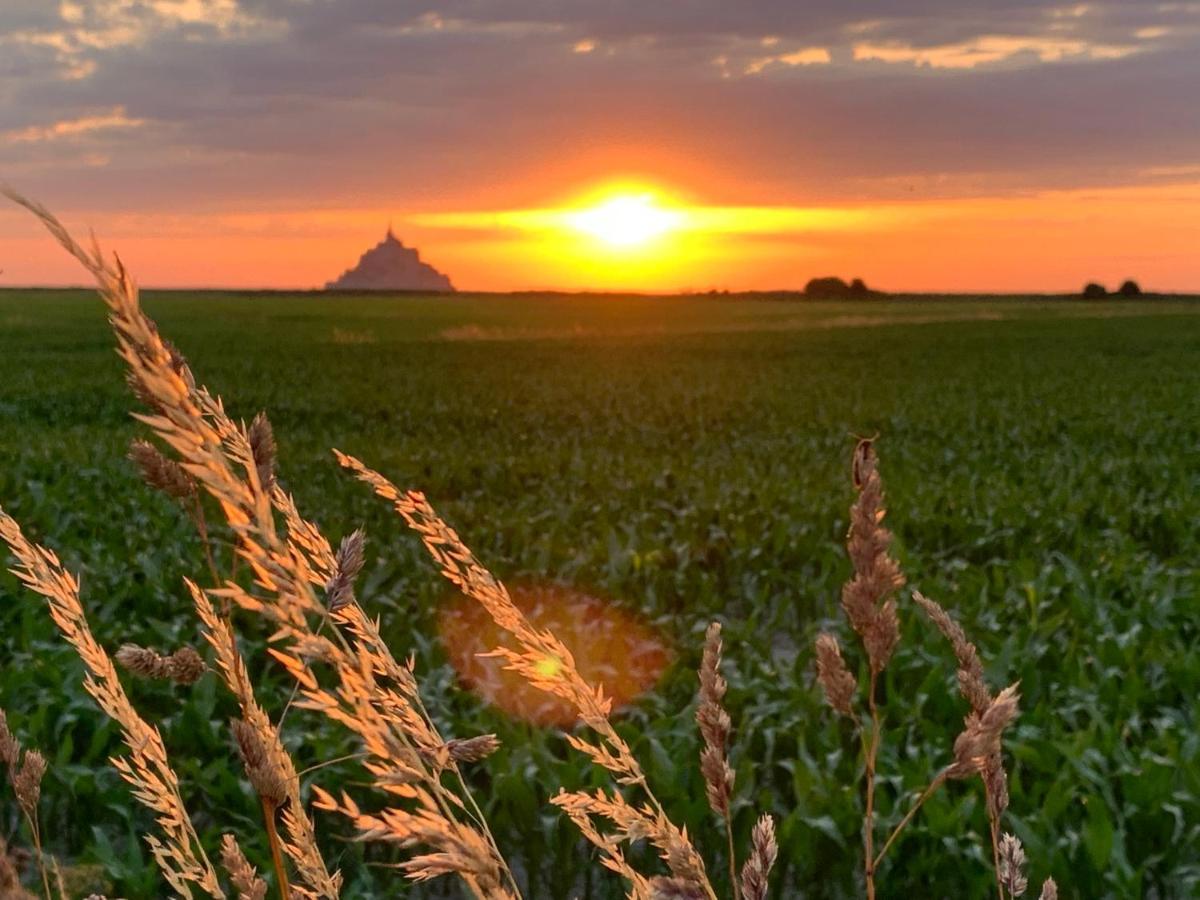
[438,584,671,726]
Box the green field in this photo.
[1,289,1198,898]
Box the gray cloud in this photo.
[2,0,1198,214]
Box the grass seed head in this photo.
[445,734,501,763]
[949,684,1020,779]
[0,710,19,768]
[999,832,1028,897]
[220,834,267,900]
[841,441,904,674]
[115,644,207,685]
[231,718,288,807]
[913,591,991,713]
[128,439,196,501]
[696,622,734,818]
[740,814,778,900]
[814,632,857,717]
[325,528,366,612]
[247,412,276,493]
[1038,877,1058,900]
[13,749,46,817]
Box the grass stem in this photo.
[873,769,948,870]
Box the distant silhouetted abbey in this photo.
[326,227,455,292]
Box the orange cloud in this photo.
[853,34,1139,68]
[3,106,144,143]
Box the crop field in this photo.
[1,288,1198,898]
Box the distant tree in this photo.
[805,276,882,298]
[1117,279,1142,297]
[1082,282,1108,299]
[805,276,851,297]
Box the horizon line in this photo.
[3,284,1197,298]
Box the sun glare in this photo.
[565,193,683,247]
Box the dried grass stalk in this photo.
[5,188,515,899]
[829,438,905,899]
[738,815,777,900]
[0,710,51,899]
[190,582,340,898]
[841,439,903,675]
[0,510,224,899]
[337,451,713,897]
[695,623,738,898]
[0,711,18,770]
[221,834,268,900]
[948,685,1020,780]
[998,833,1028,897]
[915,590,1015,883]
[696,623,734,820]
[912,591,990,713]
[12,751,46,819]
[1038,877,1058,899]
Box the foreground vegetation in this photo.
[0,267,1197,898]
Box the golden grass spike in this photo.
[336,450,715,897]
[189,582,341,899]
[0,509,224,899]
[220,835,268,900]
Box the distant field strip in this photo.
[436,303,1197,342]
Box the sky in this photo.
[1,0,1199,292]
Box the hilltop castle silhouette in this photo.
[325,225,455,292]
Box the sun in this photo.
[565,192,684,248]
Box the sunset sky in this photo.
[2,1,1199,292]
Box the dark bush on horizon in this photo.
[1081,282,1108,299]
[1118,279,1143,297]
[805,276,881,298]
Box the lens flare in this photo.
[439,583,671,726]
